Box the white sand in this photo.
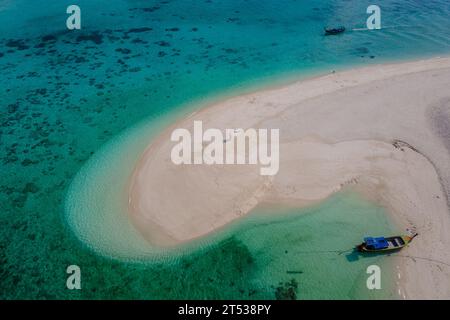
[129,57,450,299]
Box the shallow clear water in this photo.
[1,0,449,299]
[222,192,399,299]
[68,190,400,299]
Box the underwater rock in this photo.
[126,27,152,34]
[223,48,238,54]
[131,38,147,44]
[141,6,160,13]
[21,158,38,166]
[115,48,132,54]
[41,35,57,42]
[12,194,27,208]
[76,33,103,44]
[275,279,298,300]
[356,47,369,54]
[155,41,170,47]
[22,182,39,194]
[74,56,87,63]
[6,39,29,50]
[7,103,19,114]
[35,88,47,96]
[128,67,141,73]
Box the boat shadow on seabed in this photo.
[345,249,389,262]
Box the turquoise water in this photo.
[1,0,449,299]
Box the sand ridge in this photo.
[129,57,450,299]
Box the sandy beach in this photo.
[129,57,450,299]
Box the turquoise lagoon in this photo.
[1,0,449,299]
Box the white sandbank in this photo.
[129,57,450,299]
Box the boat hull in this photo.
[357,235,412,253]
[324,27,346,35]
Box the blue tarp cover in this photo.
[364,237,389,249]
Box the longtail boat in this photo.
[324,26,346,35]
[357,234,417,253]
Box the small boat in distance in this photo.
[357,234,418,253]
[324,26,346,35]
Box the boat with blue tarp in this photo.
[357,234,417,253]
